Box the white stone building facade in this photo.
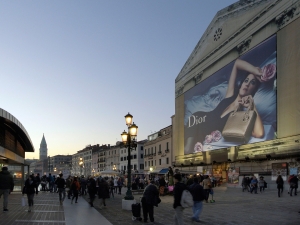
[144,126,172,176]
[120,140,146,175]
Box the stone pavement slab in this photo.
[0,191,112,225]
[64,192,112,225]
[1,187,299,225]
[83,186,300,225]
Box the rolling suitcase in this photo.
[131,203,142,221]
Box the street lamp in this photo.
[92,168,95,176]
[79,157,84,176]
[121,112,138,200]
[113,165,116,171]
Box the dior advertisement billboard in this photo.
[184,35,277,155]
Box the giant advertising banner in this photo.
[184,35,277,155]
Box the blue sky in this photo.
[0,0,237,159]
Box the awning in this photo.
[158,168,169,174]
[99,170,119,175]
[149,169,160,173]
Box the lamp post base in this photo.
[124,189,134,200]
[122,199,136,210]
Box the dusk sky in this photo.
[0,0,236,159]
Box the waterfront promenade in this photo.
[0,186,299,225]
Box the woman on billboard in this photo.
[185,58,275,154]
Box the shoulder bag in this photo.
[222,97,257,143]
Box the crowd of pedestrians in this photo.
[140,172,209,224]
[19,172,126,212]
[1,166,300,223]
[241,174,299,198]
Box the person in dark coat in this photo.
[108,177,114,199]
[142,180,159,223]
[23,175,36,212]
[87,176,97,207]
[173,173,186,225]
[158,175,166,196]
[70,177,80,204]
[80,176,87,195]
[189,178,205,222]
[241,175,247,192]
[289,175,298,196]
[41,175,47,191]
[55,173,66,205]
[276,175,284,197]
[186,175,194,186]
[97,178,109,209]
[0,167,14,212]
[65,175,72,199]
[35,173,41,195]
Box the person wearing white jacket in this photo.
[114,177,118,193]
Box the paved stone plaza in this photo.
[0,186,299,225]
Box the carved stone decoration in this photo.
[275,6,297,29]
[194,71,203,84]
[175,85,184,97]
[214,28,223,41]
[237,36,252,55]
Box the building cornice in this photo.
[144,134,172,147]
[175,0,300,98]
[176,0,280,84]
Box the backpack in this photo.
[180,190,194,208]
[76,181,81,190]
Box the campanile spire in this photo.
[39,133,48,160]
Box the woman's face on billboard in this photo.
[239,74,258,97]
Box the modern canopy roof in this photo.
[0,108,35,152]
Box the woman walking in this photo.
[97,178,110,209]
[108,178,114,198]
[258,177,265,193]
[276,175,284,197]
[23,175,36,212]
[114,177,118,194]
[117,178,123,195]
[71,177,80,204]
[202,175,212,203]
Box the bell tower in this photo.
[39,134,48,160]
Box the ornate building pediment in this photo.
[175,0,284,87]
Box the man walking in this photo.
[158,175,166,196]
[55,173,66,205]
[80,176,87,196]
[173,174,186,225]
[0,167,14,212]
[141,180,159,223]
[35,173,41,195]
[189,177,205,222]
[250,176,258,194]
[87,175,97,207]
[66,175,72,199]
[48,173,54,192]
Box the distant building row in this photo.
[29,124,173,178]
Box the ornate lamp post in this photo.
[79,157,84,176]
[92,168,95,176]
[121,112,138,200]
